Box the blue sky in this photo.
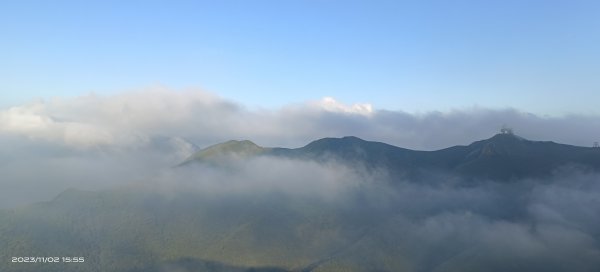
[1,0,599,114]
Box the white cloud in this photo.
[313,96,373,116]
[0,102,122,148]
[1,87,600,152]
[1,102,54,134]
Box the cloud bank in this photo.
[2,87,600,152]
[1,87,600,208]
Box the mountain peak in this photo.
[180,140,265,165]
[204,139,263,153]
[341,136,364,141]
[222,139,260,147]
[488,132,527,142]
[302,136,367,150]
[466,133,530,158]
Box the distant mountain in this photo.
[432,133,600,180]
[179,140,268,166]
[182,133,600,181]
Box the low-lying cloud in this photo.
[110,157,600,271]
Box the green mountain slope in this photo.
[0,188,413,272]
[3,186,598,272]
[179,140,269,166]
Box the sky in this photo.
[1,0,600,114]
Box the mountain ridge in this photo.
[183,133,600,181]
